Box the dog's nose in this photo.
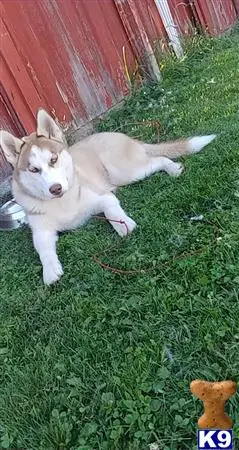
[49,183,62,196]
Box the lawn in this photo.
[0,32,239,450]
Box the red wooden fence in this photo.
[0,0,238,137]
[193,0,238,35]
[0,0,137,135]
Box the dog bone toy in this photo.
[190,379,237,429]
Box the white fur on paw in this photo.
[43,259,63,285]
[111,217,137,237]
[169,162,184,177]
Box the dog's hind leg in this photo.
[99,193,136,237]
[132,156,183,183]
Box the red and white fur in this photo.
[0,109,216,284]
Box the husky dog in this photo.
[0,109,216,284]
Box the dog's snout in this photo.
[49,183,62,196]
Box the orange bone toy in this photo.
[190,379,237,429]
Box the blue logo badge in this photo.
[197,429,233,449]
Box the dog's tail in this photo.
[143,134,216,159]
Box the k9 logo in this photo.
[198,430,233,449]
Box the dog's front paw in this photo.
[111,216,137,237]
[43,259,63,285]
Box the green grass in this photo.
[1,32,239,450]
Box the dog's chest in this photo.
[51,187,102,231]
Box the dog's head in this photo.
[0,109,74,200]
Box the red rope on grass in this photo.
[93,215,129,235]
[92,217,221,276]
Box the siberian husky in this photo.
[0,109,216,285]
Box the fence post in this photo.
[154,0,184,58]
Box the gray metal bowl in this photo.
[0,199,28,230]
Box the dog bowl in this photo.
[0,199,28,230]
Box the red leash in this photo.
[93,215,129,235]
[92,217,222,276]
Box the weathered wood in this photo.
[114,0,162,82]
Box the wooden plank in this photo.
[0,18,42,117]
[0,11,40,132]
[193,0,237,35]
[0,55,35,133]
[1,0,137,127]
[1,1,74,126]
[78,0,135,97]
[131,0,168,47]
[0,83,26,136]
[232,0,239,15]
[168,0,196,35]
[114,0,161,81]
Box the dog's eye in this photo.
[29,167,40,173]
[50,155,58,165]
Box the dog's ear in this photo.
[37,109,63,142]
[0,130,23,167]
